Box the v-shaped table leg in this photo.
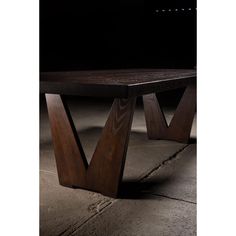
[143,84,196,143]
[87,98,136,197]
[45,94,136,197]
[45,94,88,188]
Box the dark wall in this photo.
[40,0,196,72]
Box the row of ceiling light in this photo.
[156,8,197,13]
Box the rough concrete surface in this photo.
[40,97,196,236]
[72,196,196,236]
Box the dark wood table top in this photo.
[40,69,196,98]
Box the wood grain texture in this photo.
[41,69,196,97]
[87,98,136,197]
[45,94,136,197]
[44,71,196,197]
[45,94,88,188]
[143,84,196,143]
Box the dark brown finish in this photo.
[143,84,196,143]
[43,69,196,197]
[45,94,88,188]
[87,98,136,197]
[41,69,196,98]
[46,94,136,197]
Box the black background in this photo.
[40,0,196,72]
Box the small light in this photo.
[188,8,192,11]
[181,8,185,11]
[168,9,171,12]
[175,9,178,11]
[156,10,159,13]
[162,9,166,12]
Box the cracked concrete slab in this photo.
[40,172,114,236]
[123,141,186,181]
[139,144,196,203]
[71,196,196,236]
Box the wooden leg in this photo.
[143,84,196,143]
[87,98,136,197]
[45,94,136,197]
[45,94,88,188]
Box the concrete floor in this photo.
[40,96,196,236]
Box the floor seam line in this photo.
[55,144,192,235]
[64,200,116,236]
[139,144,190,182]
[145,192,196,204]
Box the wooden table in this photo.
[41,69,196,198]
